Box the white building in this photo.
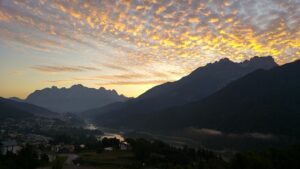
[1,139,22,155]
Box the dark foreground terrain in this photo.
[1,137,300,169]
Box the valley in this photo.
[1,0,300,168]
[1,57,300,169]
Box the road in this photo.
[62,154,78,169]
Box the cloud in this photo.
[96,73,145,80]
[189,128,224,136]
[47,79,74,83]
[9,70,24,76]
[0,28,66,52]
[96,80,167,86]
[47,77,167,87]
[0,0,299,81]
[246,133,274,140]
[32,65,100,73]
[101,63,129,72]
[77,66,101,71]
[150,71,170,78]
[186,127,275,140]
[0,0,300,68]
[0,9,11,21]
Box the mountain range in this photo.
[81,56,300,144]
[83,56,278,124]
[87,57,300,141]
[3,55,300,147]
[4,55,299,140]
[25,84,129,113]
[141,59,300,137]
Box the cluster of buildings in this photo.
[103,141,131,151]
[0,139,21,154]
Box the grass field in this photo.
[52,155,68,169]
[77,151,138,169]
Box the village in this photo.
[1,128,132,169]
[0,116,133,169]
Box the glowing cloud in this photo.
[0,0,299,98]
[32,65,100,73]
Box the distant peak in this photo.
[107,88,118,94]
[98,87,118,95]
[9,97,20,99]
[242,56,277,67]
[99,87,106,90]
[9,97,24,102]
[250,56,274,61]
[207,58,234,66]
[70,84,85,89]
[216,56,275,65]
[218,57,232,63]
[51,86,58,90]
[242,56,274,63]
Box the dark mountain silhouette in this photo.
[122,59,300,138]
[26,84,129,113]
[84,56,277,123]
[0,97,58,119]
[9,97,24,102]
[138,56,277,102]
[81,101,125,118]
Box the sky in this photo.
[0,0,299,99]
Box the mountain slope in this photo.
[138,56,277,102]
[0,97,58,119]
[26,84,129,113]
[140,59,300,137]
[0,97,58,118]
[0,100,33,119]
[87,56,277,124]
[9,97,24,102]
[81,101,125,119]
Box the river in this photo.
[84,123,125,141]
[84,123,200,148]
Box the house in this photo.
[0,139,22,155]
[119,141,131,151]
[104,147,113,151]
[52,144,75,153]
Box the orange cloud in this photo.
[1,0,300,87]
[96,80,167,86]
[32,65,100,73]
